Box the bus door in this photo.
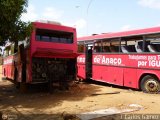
[85,44,93,79]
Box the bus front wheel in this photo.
[141,75,160,93]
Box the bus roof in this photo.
[33,21,76,32]
[78,26,160,42]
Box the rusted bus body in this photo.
[77,27,160,93]
[2,21,77,85]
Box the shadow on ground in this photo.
[0,78,142,120]
[85,79,141,92]
[0,79,102,112]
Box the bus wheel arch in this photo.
[139,73,160,93]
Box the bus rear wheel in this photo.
[141,75,160,93]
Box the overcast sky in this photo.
[21,0,160,37]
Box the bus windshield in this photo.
[36,29,73,44]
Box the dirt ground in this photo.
[0,67,160,119]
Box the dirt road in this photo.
[0,76,160,120]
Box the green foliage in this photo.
[0,0,32,45]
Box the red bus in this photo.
[77,27,160,93]
[2,21,77,90]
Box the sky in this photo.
[21,0,160,37]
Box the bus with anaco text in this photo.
[2,21,77,90]
[77,27,160,93]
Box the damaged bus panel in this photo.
[2,21,77,90]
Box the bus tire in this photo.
[140,75,160,93]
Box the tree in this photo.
[0,0,32,46]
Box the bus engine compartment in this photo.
[32,57,76,86]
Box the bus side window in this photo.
[41,36,50,42]
[155,44,160,52]
[36,35,41,41]
[94,46,101,52]
[60,38,67,43]
[4,49,9,57]
[78,44,84,53]
[121,46,129,53]
[3,50,7,57]
[94,42,102,53]
[11,44,15,54]
[51,37,59,42]
[121,45,136,53]
[149,39,160,52]
[130,45,136,52]
[135,41,150,53]
[67,38,73,43]
[103,46,110,52]
[135,42,143,53]
[9,49,11,55]
[148,44,157,52]
[109,45,119,52]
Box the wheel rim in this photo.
[145,79,160,93]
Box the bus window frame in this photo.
[78,41,85,53]
[95,38,121,53]
[80,33,160,55]
[92,34,160,54]
[3,38,30,58]
[93,39,103,53]
[119,34,160,54]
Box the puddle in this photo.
[77,104,143,120]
